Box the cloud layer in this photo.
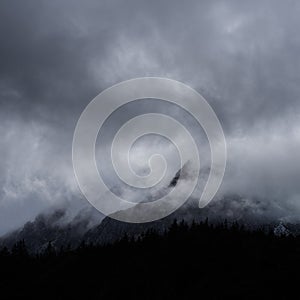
[0,0,300,234]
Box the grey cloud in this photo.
[0,0,300,234]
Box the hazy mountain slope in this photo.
[2,197,299,253]
[1,164,299,252]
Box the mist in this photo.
[1,0,300,235]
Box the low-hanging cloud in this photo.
[0,0,300,234]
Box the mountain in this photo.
[0,165,191,252]
[0,209,92,252]
[2,198,300,253]
[0,201,203,253]
[2,166,300,252]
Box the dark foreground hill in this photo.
[1,220,300,299]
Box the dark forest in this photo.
[1,220,299,299]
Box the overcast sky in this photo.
[1,0,300,235]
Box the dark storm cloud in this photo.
[0,0,300,234]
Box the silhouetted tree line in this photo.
[0,220,299,299]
